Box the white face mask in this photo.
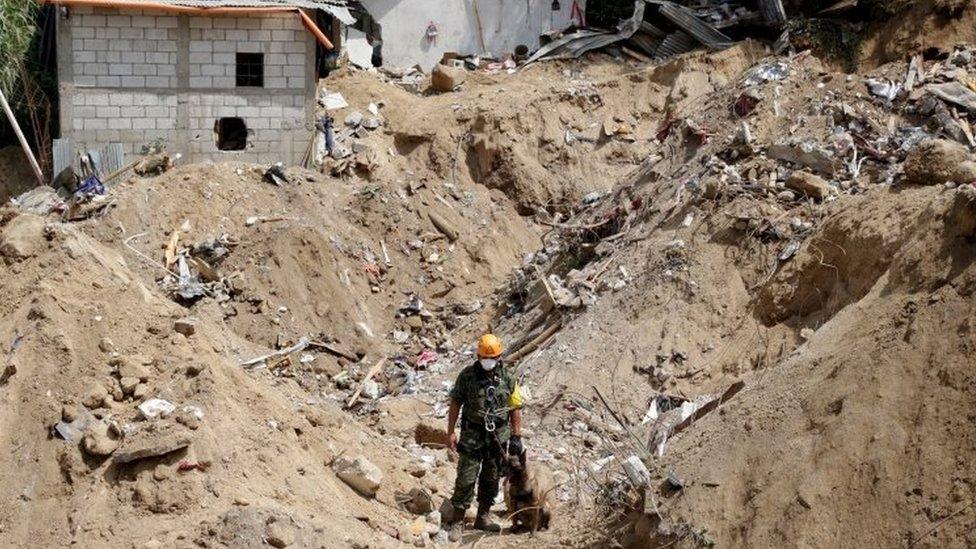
[480,358,498,371]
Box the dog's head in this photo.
[505,451,527,480]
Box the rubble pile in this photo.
[3,28,976,549]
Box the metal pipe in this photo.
[42,0,334,49]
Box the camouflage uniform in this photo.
[448,363,519,511]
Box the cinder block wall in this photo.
[58,7,314,165]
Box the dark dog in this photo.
[503,452,554,533]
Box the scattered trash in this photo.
[138,398,176,420]
[263,163,288,186]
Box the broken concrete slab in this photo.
[113,423,193,464]
[333,455,383,497]
[926,81,976,112]
[767,143,840,176]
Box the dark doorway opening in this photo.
[214,118,247,151]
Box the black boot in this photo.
[443,503,466,542]
[473,502,501,532]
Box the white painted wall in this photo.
[359,0,586,69]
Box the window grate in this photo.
[236,52,264,88]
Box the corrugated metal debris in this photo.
[527,0,789,65]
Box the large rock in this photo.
[0,215,45,261]
[786,171,832,200]
[431,64,466,93]
[333,455,383,497]
[903,138,976,185]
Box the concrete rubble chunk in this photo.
[431,64,466,93]
[903,138,976,186]
[333,454,383,497]
[113,423,193,464]
[786,171,831,200]
[344,111,364,127]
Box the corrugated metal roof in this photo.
[91,0,348,7]
[655,1,733,49]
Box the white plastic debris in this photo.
[138,398,176,420]
[622,455,651,488]
[742,60,789,86]
[864,78,902,101]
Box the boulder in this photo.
[81,421,122,456]
[903,138,976,185]
[431,64,466,93]
[785,171,831,200]
[0,215,45,261]
[333,455,383,497]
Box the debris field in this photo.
[2,23,976,549]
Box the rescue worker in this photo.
[444,334,523,540]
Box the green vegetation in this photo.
[0,0,39,96]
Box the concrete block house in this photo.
[52,0,351,164]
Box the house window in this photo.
[215,117,247,151]
[235,53,264,87]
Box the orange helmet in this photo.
[477,334,503,358]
